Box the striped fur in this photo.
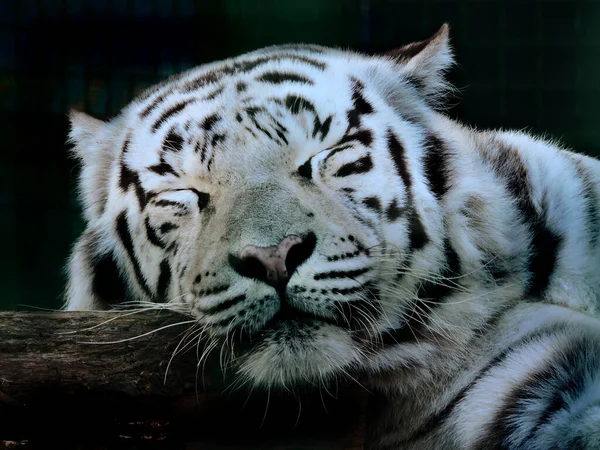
[65,25,600,449]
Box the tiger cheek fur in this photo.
[66,25,600,450]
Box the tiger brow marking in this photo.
[334,154,374,178]
[181,54,326,94]
[347,77,374,129]
[256,71,314,85]
[201,113,221,132]
[139,91,170,119]
[151,99,195,132]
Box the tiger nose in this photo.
[229,233,317,289]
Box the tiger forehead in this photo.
[125,58,382,180]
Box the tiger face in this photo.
[67,26,464,388]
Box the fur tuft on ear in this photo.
[386,24,455,106]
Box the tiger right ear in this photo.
[67,109,115,222]
[68,109,106,159]
[386,24,454,103]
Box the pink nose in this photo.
[239,235,303,287]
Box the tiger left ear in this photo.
[386,24,454,102]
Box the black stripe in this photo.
[408,210,429,251]
[276,128,289,145]
[197,295,246,315]
[386,198,404,221]
[400,323,569,447]
[155,199,185,208]
[249,116,273,140]
[163,130,184,152]
[387,130,429,249]
[151,100,193,132]
[196,285,229,297]
[181,71,221,93]
[474,334,594,450]
[145,217,165,248]
[297,158,312,179]
[363,196,381,213]
[285,95,316,114]
[199,140,209,163]
[574,159,600,248]
[482,142,562,298]
[337,129,373,147]
[156,259,171,302]
[119,152,147,209]
[382,239,460,345]
[160,222,177,234]
[256,71,313,84]
[387,130,412,190]
[201,113,221,132]
[116,211,152,296]
[316,115,332,141]
[422,134,450,200]
[347,77,373,129]
[204,85,224,100]
[189,188,210,211]
[211,133,226,147]
[139,92,168,119]
[147,162,178,176]
[181,55,325,94]
[526,221,562,297]
[334,155,373,177]
[279,54,326,70]
[313,267,369,280]
[323,145,353,163]
[91,252,126,305]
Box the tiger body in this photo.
[66,25,600,449]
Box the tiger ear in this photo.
[386,24,454,103]
[68,109,106,159]
[67,109,115,222]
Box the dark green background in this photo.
[2,0,599,310]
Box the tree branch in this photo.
[0,311,368,449]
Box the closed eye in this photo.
[296,145,355,181]
[150,188,210,213]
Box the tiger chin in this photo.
[65,24,600,450]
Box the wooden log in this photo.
[0,311,368,449]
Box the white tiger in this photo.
[65,24,600,449]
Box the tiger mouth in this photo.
[232,284,381,347]
[235,300,342,347]
[264,301,342,330]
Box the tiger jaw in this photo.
[181,259,388,387]
[231,320,365,389]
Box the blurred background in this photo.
[1,0,599,310]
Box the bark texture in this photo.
[0,311,367,449]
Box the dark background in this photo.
[2,0,599,311]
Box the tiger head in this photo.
[67,25,477,388]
